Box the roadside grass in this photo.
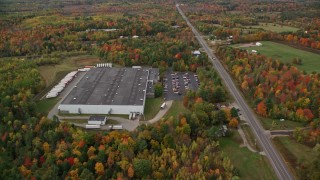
[240,124,261,151]
[238,41,320,73]
[144,97,164,120]
[35,98,60,115]
[260,117,305,130]
[163,100,190,119]
[220,131,277,180]
[246,23,300,33]
[273,136,317,178]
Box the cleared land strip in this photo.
[175,3,293,180]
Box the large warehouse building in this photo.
[59,66,159,115]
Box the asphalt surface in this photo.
[47,71,87,119]
[163,69,200,100]
[176,3,293,180]
[57,100,173,131]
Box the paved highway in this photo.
[175,3,293,180]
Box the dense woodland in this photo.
[0,57,239,179]
[1,0,320,179]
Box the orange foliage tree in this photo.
[228,118,239,128]
[257,101,267,117]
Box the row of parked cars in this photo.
[171,73,181,94]
[163,72,201,97]
[194,74,200,85]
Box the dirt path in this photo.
[238,126,259,153]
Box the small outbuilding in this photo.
[88,116,107,125]
[192,50,201,56]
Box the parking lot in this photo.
[163,70,200,100]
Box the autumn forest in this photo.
[0,0,320,179]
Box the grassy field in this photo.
[260,117,305,130]
[220,131,277,180]
[38,54,101,86]
[62,119,88,124]
[163,100,190,119]
[106,119,120,125]
[247,23,300,33]
[144,97,165,120]
[273,136,317,178]
[241,124,261,151]
[35,98,60,115]
[59,113,129,119]
[237,41,320,73]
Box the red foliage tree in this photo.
[257,101,267,117]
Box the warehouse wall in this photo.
[59,104,145,115]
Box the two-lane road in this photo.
[175,3,293,180]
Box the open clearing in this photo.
[260,117,305,130]
[235,41,320,73]
[273,136,317,178]
[246,23,300,33]
[220,131,277,180]
[35,98,60,115]
[163,100,190,119]
[38,55,101,86]
[144,97,165,120]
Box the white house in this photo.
[192,50,201,56]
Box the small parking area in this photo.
[163,70,200,100]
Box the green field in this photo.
[220,131,277,180]
[144,97,164,120]
[38,54,101,86]
[35,98,60,115]
[247,23,300,33]
[62,119,88,124]
[237,41,320,73]
[163,100,190,119]
[273,136,317,178]
[260,117,305,130]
